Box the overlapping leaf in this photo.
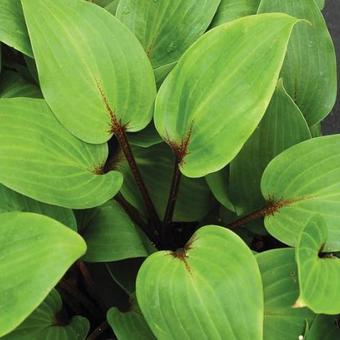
[258,0,337,125]
[0,0,32,56]
[137,226,263,339]
[0,98,122,209]
[82,201,150,262]
[2,289,89,340]
[295,216,340,314]
[0,212,86,336]
[230,80,311,215]
[261,135,340,251]
[22,0,156,144]
[154,13,300,178]
[307,315,340,340]
[256,248,315,340]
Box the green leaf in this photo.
[0,184,77,230]
[307,315,340,340]
[82,201,149,262]
[2,289,89,340]
[0,70,41,98]
[0,0,32,56]
[0,212,86,337]
[258,0,337,126]
[295,215,340,314]
[105,1,120,15]
[315,0,325,10]
[22,0,156,144]
[310,123,322,138]
[0,98,122,209]
[261,135,340,251]
[229,80,311,215]
[117,143,213,221]
[116,0,220,70]
[107,299,155,340]
[128,122,162,148]
[136,226,263,339]
[154,13,301,178]
[211,0,260,26]
[256,248,315,340]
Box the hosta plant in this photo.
[0,0,339,339]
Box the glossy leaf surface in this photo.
[137,226,263,339]
[0,98,122,209]
[2,290,89,340]
[230,80,311,215]
[154,14,300,178]
[256,248,315,340]
[258,0,337,125]
[0,212,86,336]
[295,216,340,314]
[261,135,340,251]
[22,0,156,144]
[117,0,220,69]
[82,201,149,262]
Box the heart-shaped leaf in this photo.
[295,215,340,314]
[0,212,86,337]
[117,0,220,71]
[82,201,150,262]
[256,248,315,340]
[230,80,311,215]
[0,184,76,230]
[0,0,32,56]
[154,13,301,178]
[211,0,260,26]
[261,135,340,251]
[258,0,337,126]
[22,0,156,144]
[0,98,122,209]
[307,315,340,340]
[2,289,89,340]
[136,226,263,339]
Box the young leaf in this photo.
[0,184,77,230]
[230,80,311,215]
[0,98,122,209]
[0,212,86,337]
[261,135,340,251]
[154,13,301,178]
[117,143,213,221]
[107,299,155,340]
[82,201,150,262]
[22,0,156,144]
[258,0,337,126]
[117,0,220,70]
[211,0,260,26]
[0,0,32,56]
[2,289,90,340]
[295,215,340,314]
[307,315,340,340]
[256,248,315,340]
[136,226,263,339]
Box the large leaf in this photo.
[258,0,337,126]
[137,226,263,339]
[0,184,76,230]
[117,143,213,221]
[154,13,300,178]
[295,216,340,314]
[0,0,32,56]
[256,248,315,340]
[229,80,311,215]
[107,299,155,340]
[82,201,149,262]
[2,289,89,340]
[22,0,156,144]
[261,135,340,251]
[0,98,122,209]
[307,315,340,340]
[0,212,86,337]
[117,0,220,70]
[211,0,260,26]
[315,0,325,10]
